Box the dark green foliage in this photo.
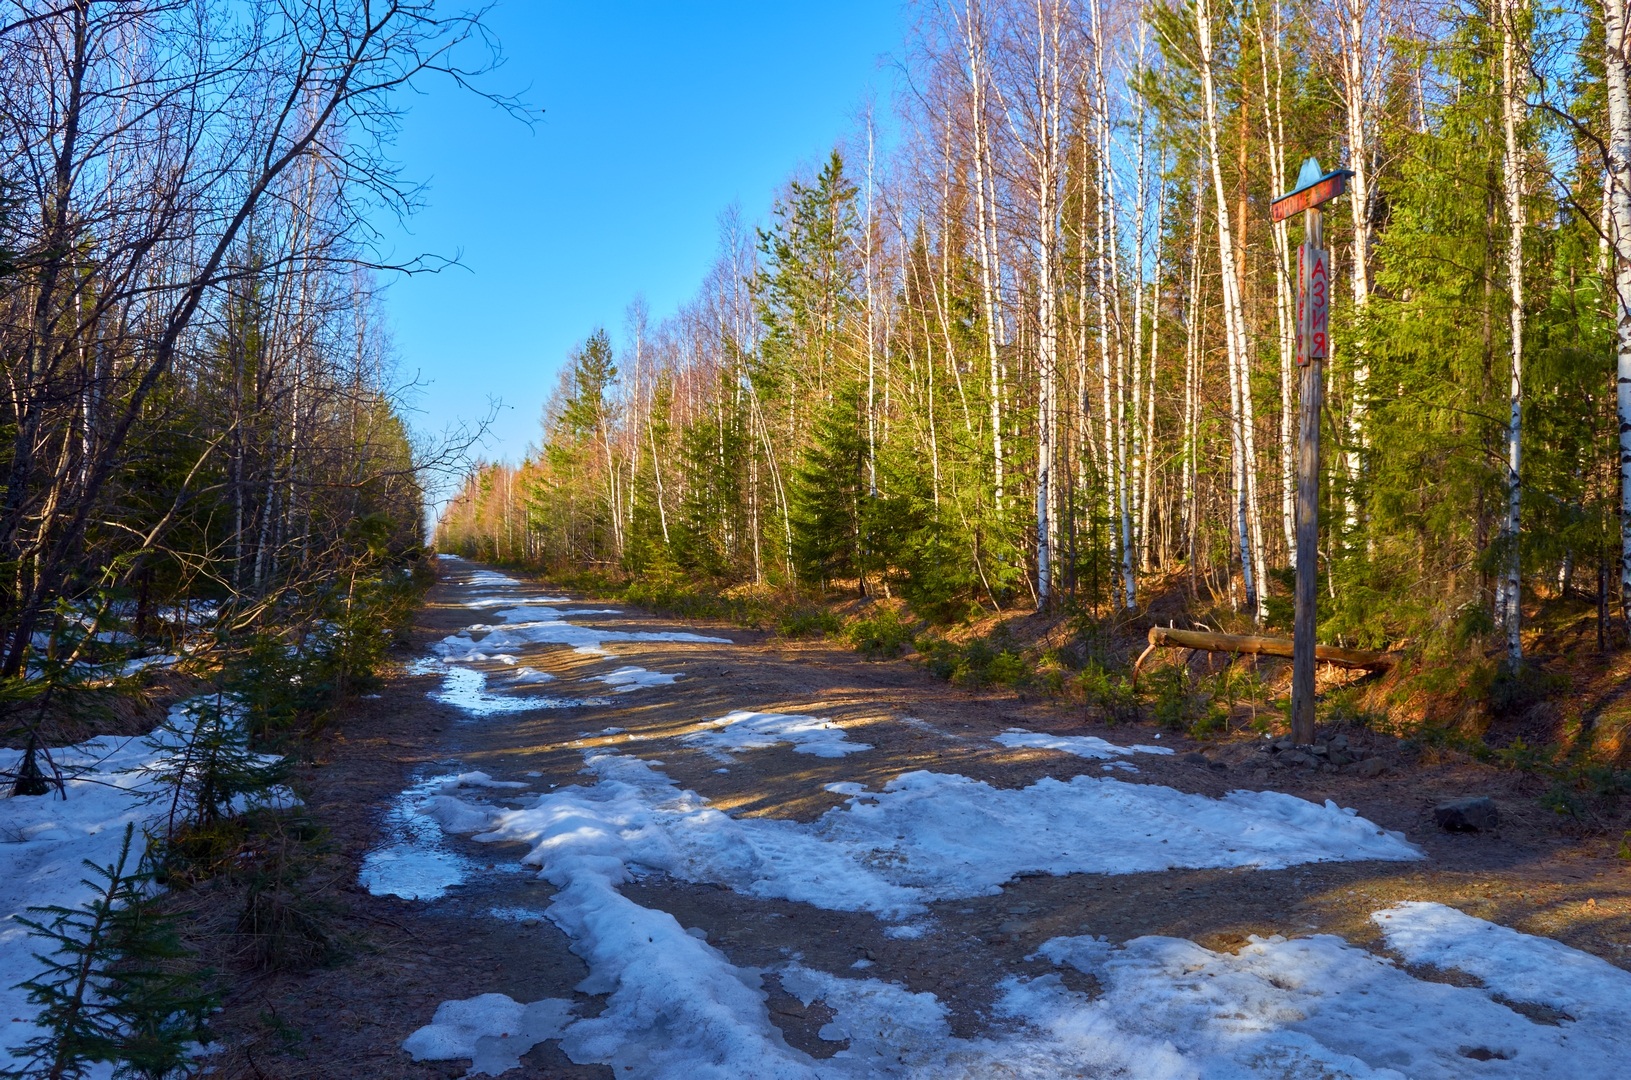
[775,604,842,639]
[757,151,862,400]
[5,825,214,1080]
[1485,662,1567,719]
[846,606,915,658]
[920,628,1028,687]
[791,381,873,589]
[1148,665,1206,732]
[1075,664,1140,725]
[142,696,288,874]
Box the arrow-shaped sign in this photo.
[1272,158,1354,223]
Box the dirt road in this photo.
[206,558,1631,1078]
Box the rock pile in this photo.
[1255,733,1388,777]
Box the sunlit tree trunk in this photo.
[1337,0,1380,536]
[1196,0,1263,619]
[1260,6,1297,563]
[1604,0,1631,633]
[1497,0,1526,662]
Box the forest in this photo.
[6,2,1631,1078]
[441,0,1631,741]
[0,1,497,726]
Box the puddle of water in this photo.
[359,772,478,900]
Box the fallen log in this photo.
[1131,626,1395,689]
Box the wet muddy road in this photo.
[205,557,1631,1078]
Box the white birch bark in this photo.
[962,1,1005,514]
[1604,0,1631,629]
[866,113,878,497]
[1499,0,1526,662]
[999,0,1067,607]
[1142,170,1166,571]
[1337,0,1380,535]
[1260,6,1297,563]
[1196,0,1264,618]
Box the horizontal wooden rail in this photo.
[1131,626,1395,689]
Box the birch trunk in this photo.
[1603,0,1631,633]
[1196,0,1264,618]
[1261,7,1297,562]
[1499,0,1526,662]
[1338,0,1377,535]
[962,1,1005,513]
[866,115,878,497]
[1142,171,1165,572]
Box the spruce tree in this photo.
[5,824,214,1080]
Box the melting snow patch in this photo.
[685,711,872,759]
[118,653,180,677]
[402,994,576,1076]
[359,772,482,900]
[594,665,681,693]
[510,666,556,684]
[1376,900,1631,1027]
[464,594,573,608]
[461,751,1418,921]
[430,666,609,716]
[1033,909,1631,1078]
[463,569,521,587]
[994,727,1171,760]
[1,704,289,1065]
[434,606,731,659]
[399,755,1516,1079]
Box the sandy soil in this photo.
[195,563,1631,1078]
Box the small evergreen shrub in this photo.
[985,649,1028,686]
[846,607,914,658]
[6,824,215,1080]
[1075,665,1139,725]
[917,629,1029,686]
[776,605,842,639]
[1485,662,1567,719]
[1149,665,1204,732]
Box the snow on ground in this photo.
[409,750,1626,1080]
[360,772,529,900]
[464,595,574,608]
[434,608,731,661]
[0,703,288,1069]
[403,994,577,1077]
[1,735,169,1064]
[1376,900,1631,1029]
[1033,905,1631,1078]
[994,727,1171,760]
[429,666,610,717]
[510,666,556,684]
[437,750,1418,921]
[119,653,180,677]
[463,569,521,588]
[405,895,1631,1078]
[684,711,871,758]
[594,666,681,693]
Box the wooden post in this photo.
[1291,208,1324,745]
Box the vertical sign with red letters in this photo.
[1295,243,1329,366]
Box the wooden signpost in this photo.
[1271,158,1350,746]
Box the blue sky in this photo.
[380,1,904,471]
